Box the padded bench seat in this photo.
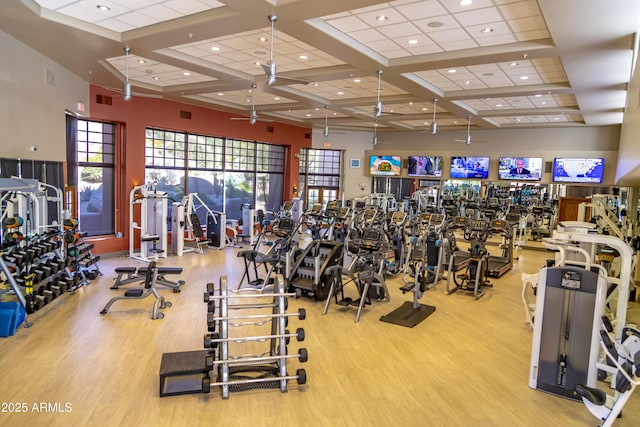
[138,267,183,275]
[115,266,137,274]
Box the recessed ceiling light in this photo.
[152,76,159,80]
[274,97,280,100]
[376,15,388,21]
[183,72,191,76]
[520,75,529,80]
[407,39,418,45]
[496,104,503,107]
[427,21,445,28]
[259,37,268,42]
[255,62,261,66]
[554,117,560,120]
[409,102,413,105]
[464,80,471,85]
[481,27,493,33]
[137,59,146,64]
[333,112,337,116]
[353,78,361,83]
[337,91,344,95]
[314,108,320,111]
[305,114,312,117]
[210,46,220,51]
[459,0,473,5]
[422,107,429,111]
[541,101,547,105]
[217,92,224,96]
[96,5,110,12]
[448,69,457,73]
[534,94,542,97]
[299,55,308,60]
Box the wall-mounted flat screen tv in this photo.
[407,155,443,178]
[553,157,604,183]
[450,156,490,179]
[498,157,543,181]
[369,155,401,176]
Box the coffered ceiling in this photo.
[1,0,638,134]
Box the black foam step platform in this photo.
[159,350,211,397]
[380,301,436,328]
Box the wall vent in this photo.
[267,126,275,133]
[544,161,552,173]
[96,94,113,105]
[180,110,192,119]
[304,133,311,139]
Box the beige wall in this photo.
[314,125,621,200]
[0,30,88,162]
[616,52,640,185]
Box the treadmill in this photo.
[486,219,513,278]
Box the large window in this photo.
[299,148,342,208]
[75,120,115,236]
[145,128,287,224]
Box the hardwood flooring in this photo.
[0,244,638,427]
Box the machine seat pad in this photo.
[139,267,183,275]
[115,267,137,273]
[575,384,606,406]
[124,289,144,297]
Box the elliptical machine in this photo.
[446,218,492,299]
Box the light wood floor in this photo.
[1,244,638,427]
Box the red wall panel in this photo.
[87,84,311,254]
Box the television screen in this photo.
[553,158,604,183]
[369,155,401,176]
[449,156,489,179]
[498,157,543,181]
[408,155,443,177]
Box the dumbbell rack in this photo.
[202,274,307,399]
[1,231,77,319]
[67,239,102,285]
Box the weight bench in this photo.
[111,266,185,293]
[139,266,185,293]
[111,267,139,289]
[100,261,172,319]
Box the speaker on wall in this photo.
[544,161,552,173]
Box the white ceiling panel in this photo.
[14,0,635,132]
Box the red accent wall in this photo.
[87,84,311,254]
